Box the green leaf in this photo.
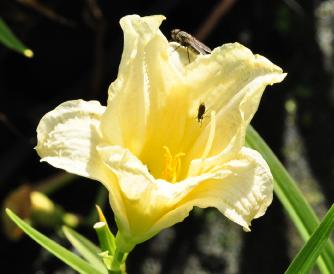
[246,126,334,274]
[5,209,106,274]
[0,17,33,58]
[63,226,107,273]
[286,204,334,274]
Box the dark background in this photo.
[1,0,334,273]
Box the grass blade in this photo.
[286,204,334,274]
[6,209,106,274]
[63,226,107,273]
[246,125,334,274]
[0,17,33,58]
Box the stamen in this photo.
[161,146,185,183]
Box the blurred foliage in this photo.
[0,16,33,57]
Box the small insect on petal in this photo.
[171,29,212,55]
[197,103,206,124]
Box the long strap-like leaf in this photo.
[246,126,334,274]
[285,204,334,273]
[6,209,106,274]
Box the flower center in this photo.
[161,146,185,183]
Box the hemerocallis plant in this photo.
[36,14,286,257]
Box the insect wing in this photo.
[190,38,212,55]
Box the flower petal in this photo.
[97,145,215,248]
[97,143,271,248]
[36,100,107,181]
[185,43,286,165]
[100,15,193,179]
[100,15,164,153]
[179,147,273,231]
[100,15,184,154]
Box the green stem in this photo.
[93,222,116,254]
[110,247,125,273]
[246,125,334,274]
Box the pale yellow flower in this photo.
[36,15,286,252]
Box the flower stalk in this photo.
[110,247,126,273]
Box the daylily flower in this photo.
[36,14,286,252]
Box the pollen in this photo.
[161,146,185,183]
